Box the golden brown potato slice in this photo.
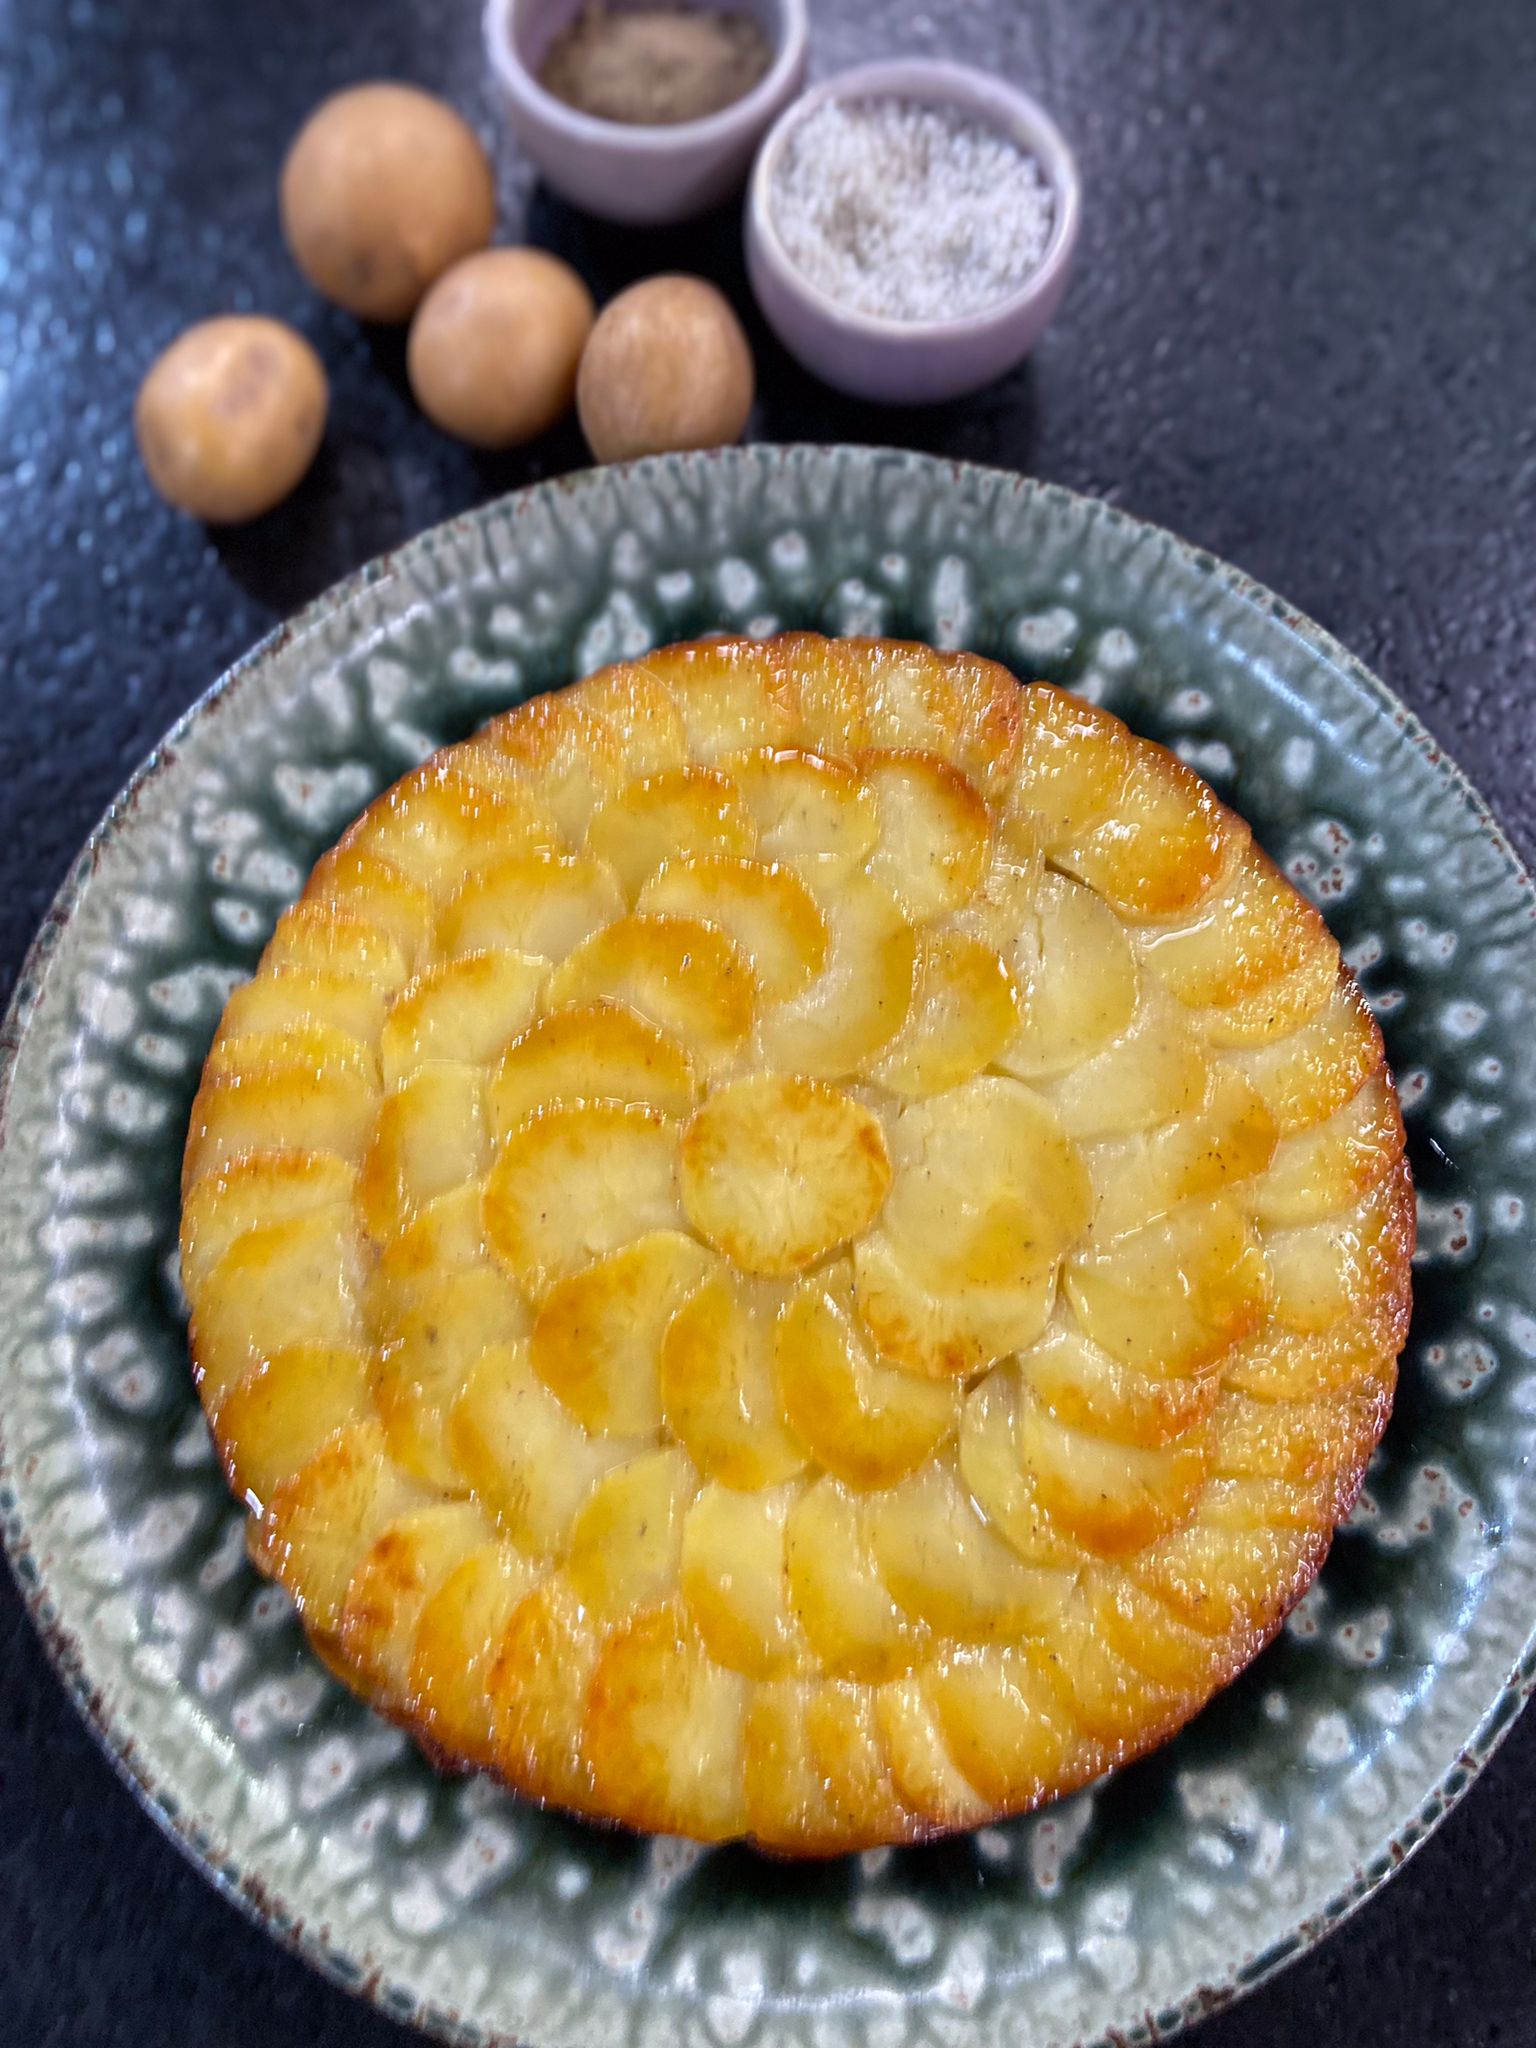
[586,765,756,901]
[678,1073,890,1276]
[483,1098,681,1295]
[486,1000,696,1135]
[639,853,827,1000]
[438,850,623,964]
[546,912,755,1069]
[181,1150,357,1299]
[531,1229,714,1436]
[213,1342,372,1513]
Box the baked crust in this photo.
[182,633,1413,1853]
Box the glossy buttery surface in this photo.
[181,631,1410,1851]
[5,446,1533,2048]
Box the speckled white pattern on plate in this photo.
[3,446,1535,2048]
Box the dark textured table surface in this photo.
[3,0,1535,2043]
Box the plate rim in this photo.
[2,441,1534,2048]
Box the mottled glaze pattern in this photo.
[2,447,1535,2048]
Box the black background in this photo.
[2,0,1535,2042]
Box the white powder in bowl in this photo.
[769,97,1057,325]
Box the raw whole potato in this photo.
[576,275,755,464]
[407,248,595,449]
[281,83,496,321]
[134,315,328,523]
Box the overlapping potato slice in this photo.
[205,1018,374,1087]
[993,872,1138,1081]
[1264,1160,1414,1332]
[531,1229,714,1435]
[263,901,409,991]
[786,1477,925,1683]
[874,1676,991,1830]
[803,1682,912,1844]
[774,1275,958,1489]
[1065,1193,1270,1375]
[861,750,992,920]
[1221,1285,1408,1402]
[345,759,558,892]
[339,1498,492,1705]
[372,1262,528,1488]
[637,638,800,759]
[725,746,879,883]
[359,1062,487,1240]
[584,1602,748,1839]
[923,1642,1084,1812]
[1084,1062,1278,1242]
[488,1571,603,1810]
[1193,941,1341,1049]
[855,1077,1090,1376]
[814,640,1022,803]
[1245,1068,1403,1227]
[866,1459,1076,1639]
[956,1370,1084,1571]
[1083,1565,1226,1696]
[576,661,690,777]
[1041,984,1210,1142]
[661,1266,807,1487]
[679,1074,890,1275]
[868,928,1020,1096]
[213,967,387,1063]
[304,847,436,972]
[183,1064,377,1190]
[182,1150,358,1297]
[756,874,917,1078]
[408,1537,540,1767]
[380,949,547,1085]
[1231,978,1381,1132]
[639,854,828,999]
[192,1202,364,1408]
[1008,686,1133,844]
[213,1342,373,1511]
[438,851,624,964]
[1019,1324,1221,1445]
[487,1001,696,1134]
[587,765,756,900]
[852,1230,1060,1386]
[1016,1381,1214,1558]
[743,1680,843,1846]
[364,1182,491,1331]
[546,912,755,1067]
[480,694,629,839]
[1055,740,1230,922]
[186,632,1409,1856]
[1124,1477,1332,1641]
[680,1481,808,1678]
[483,1099,681,1294]
[253,1418,423,1635]
[566,1445,697,1617]
[1133,839,1324,1008]
[1045,1587,1190,1748]
[448,1341,637,1556]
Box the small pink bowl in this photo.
[746,59,1082,405]
[485,0,809,225]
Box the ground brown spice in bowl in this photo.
[539,3,774,125]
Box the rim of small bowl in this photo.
[484,0,810,153]
[2,445,1535,2048]
[747,58,1083,343]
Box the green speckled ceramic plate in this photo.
[4,446,1535,2048]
